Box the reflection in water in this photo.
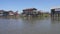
[51,17,60,23]
[0,17,60,34]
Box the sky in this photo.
[0,0,60,13]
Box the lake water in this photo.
[0,17,60,34]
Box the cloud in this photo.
[51,6,60,9]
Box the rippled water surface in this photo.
[0,17,60,34]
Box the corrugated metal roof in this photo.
[23,8,37,11]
